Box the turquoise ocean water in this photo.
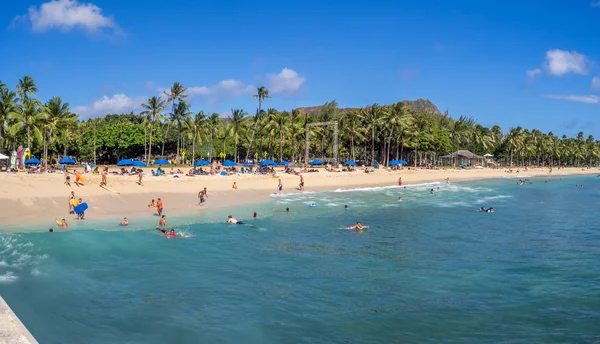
[1,175,600,343]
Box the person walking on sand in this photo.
[203,187,208,198]
[100,167,108,187]
[398,177,402,186]
[64,170,71,186]
[299,175,305,191]
[137,170,144,186]
[278,178,283,194]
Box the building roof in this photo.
[441,150,484,159]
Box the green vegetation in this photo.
[1,76,599,167]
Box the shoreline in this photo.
[0,167,596,231]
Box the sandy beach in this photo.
[0,166,596,229]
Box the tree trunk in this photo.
[192,132,196,166]
[209,132,213,160]
[351,135,355,162]
[161,124,170,157]
[371,124,375,166]
[279,132,283,162]
[27,125,31,149]
[147,123,153,166]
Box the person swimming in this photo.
[479,206,487,212]
[165,229,177,238]
[286,207,289,212]
[253,212,257,218]
[227,215,243,224]
[59,218,68,228]
[344,205,348,209]
[350,221,367,231]
[120,217,128,226]
[487,207,494,213]
[155,226,167,233]
[397,197,403,202]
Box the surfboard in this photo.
[55,219,62,226]
[99,184,120,194]
[73,202,88,214]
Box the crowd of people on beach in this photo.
[50,169,506,236]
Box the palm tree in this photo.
[207,113,220,160]
[16,76,38,149]
[184,111,207,165]
[340,109,366,162]
[163,82,188,161]
[0,87,19,149]
[13,98,45,151]
[227,109,247,162]
[159,117,171,157]
[362,104,383,166]
[171,100,191,163]
[267,110,291,162]
[141,96,166,165]
[247,86,270,160]
[42,97,76,166]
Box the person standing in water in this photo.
[159,215,166,227]
[198,190,206,205]
[68,191,76,214]
[157,198,164,216]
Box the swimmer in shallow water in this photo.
[165,229,177,238]
[120,217,128,226]
[227,215,243,224]
[397,197,403,202]
[350,221,367,231]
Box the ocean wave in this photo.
[0,271,18,284]
[333,182,442,193]
[475,195,513,203]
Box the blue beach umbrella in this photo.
[278,161,289,166]
[194,160,211,166]
[154,159,169,165]
[310,159,324,166]
[260,160,278,167]
[25,157,41,165]
[344,160,358,166]
[222,160,237,167]
[398,159,408,165]
[133,160,147,167]
[389,159,399,165]
[58,157,76,165]
[116,159,134,166]
[243,161,255,166]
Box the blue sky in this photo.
[2,0,600,136]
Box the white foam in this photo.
[475,195,512,203]
[0,272,18,284]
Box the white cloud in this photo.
[145,81,155,91]
[73,94,146,118]
[526,68,541,80]
[160,79,254,106]
[544,94,599,104]
[592,77,600,91]
[545,49,591,76]
[14,0,119,35]
[267,68,306,95]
